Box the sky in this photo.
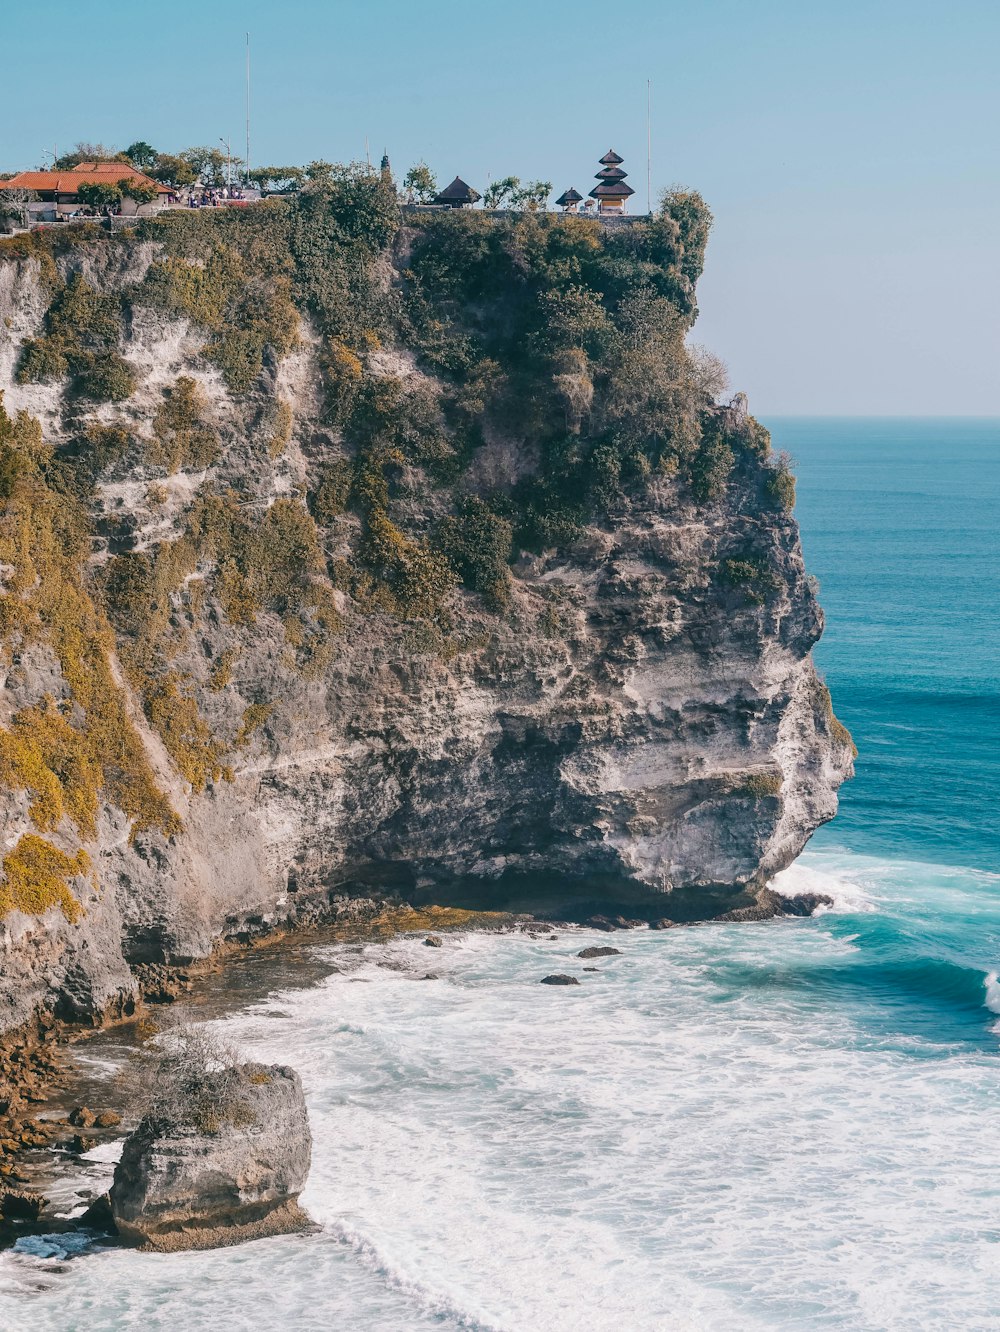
[3,0,997,414]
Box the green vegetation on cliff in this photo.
[0,393,178,917]
[0,169,849,922]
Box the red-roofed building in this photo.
[0,164,170,204]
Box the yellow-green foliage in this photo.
[148,376,218,472]
[437,497,513,610]
[209,648,236,691]
[319,338,364,419]
[346,440,457,619]
[267,400,293,459]
[814,678,857,757]
[0,228,65,291]
[75,352,136,402]
[144,671,230,790]
[70,423,132,492]
[139,247,299,394]
[765,453,797,512]
[0,394,179,915]
[16,272,134,401]
[187,492,322,623]
[360,510,456,620]
[0,834,88,921]
[235,702,272,747]
[309,458,353,523]
[733,772,783,799]
[102,488,334,753]
[0,699,101,838]
[719,556,781,605]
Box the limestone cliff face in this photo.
[0,194,853,1030]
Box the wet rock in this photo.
[649,919,677,930]
[587,917,619,932]
[577,946,622,959]
[423,936,443,948]
[79,1192,116,1234]
[775,891,833,917]
[69,1106,96,1128]
[587,915,643,931]
[109,1063,312,1251]
[94,1110,122,1128]
[582,967,599,972]
[539,975,580,986]
[714,887,834,922]
[71,1134,95,1154]
[0,1187,44,1220]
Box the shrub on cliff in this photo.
[16,273,133,401]
[719,555,782,605]
[123,1025,259,1134]
[437,497,513,610]
[148,376,217,471]
[765,452,797,511]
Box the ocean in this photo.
[2,418,999,1331]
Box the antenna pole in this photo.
[245,32,251,183]
[646,78,652,215]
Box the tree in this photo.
[124,141,158,172]
[483,176,519,209]
[511,180,552,211]
[686,343,729,401]
[179,146,244,186]
[659,185,713,285]
[151,154,197,186]
[120,176,159,207]
[249,165,305,193]
[0,187,38,232]
[52,142,121,170]
[75,180,122,212]
[403,162,437,203]
[305,160,336,182]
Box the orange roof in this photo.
[0,165,169,194]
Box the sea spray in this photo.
[5,846,1000,1332]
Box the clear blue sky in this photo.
[4,0,997,413]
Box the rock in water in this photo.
[577,946,622,959]
[540,974,581,986]
[109,1064,311,1251]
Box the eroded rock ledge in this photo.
[109,1062,312,1252]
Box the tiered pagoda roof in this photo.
[588,149,634,202]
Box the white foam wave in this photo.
[768,858,876,914]
[984,971,1000,1018]
[325,1220,507,1332]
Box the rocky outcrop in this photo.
[0,201,854,1034]
[109,1063,311,1251]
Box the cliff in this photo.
[0,173,853,1031]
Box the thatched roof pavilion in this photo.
[434,176,481,207]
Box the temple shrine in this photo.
[586,149,634,214]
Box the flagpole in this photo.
[646,78,652,214]
[245,32,251,183]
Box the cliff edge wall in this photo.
[0,179,853,1029]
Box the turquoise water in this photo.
[3,419,999,1331]
[780,416,1000,869]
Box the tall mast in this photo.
[245,32,251,182]
[646,79,652,215]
